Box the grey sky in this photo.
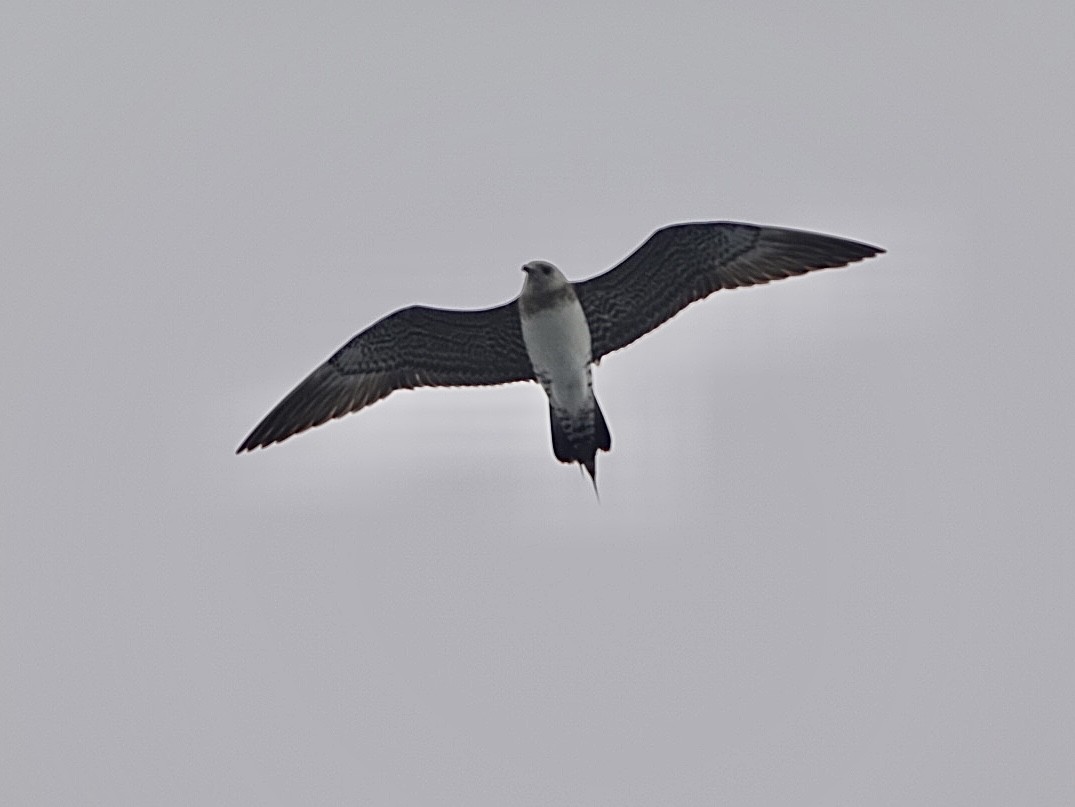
[2,2,1072,804]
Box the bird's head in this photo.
[521,260,569,293]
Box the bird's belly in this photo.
[520,301,593,410]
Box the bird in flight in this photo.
[237,221,884,490]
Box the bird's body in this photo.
[518,260,609,487]
[237,221,885,489]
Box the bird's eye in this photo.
[542,266,551,275]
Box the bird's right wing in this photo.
[237,301,534,452]
[574,222,884,362]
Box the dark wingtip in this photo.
[845,235,885,259]
[236,429,271,454]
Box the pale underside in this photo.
[519,294,593,412]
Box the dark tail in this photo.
[549,398,612,493]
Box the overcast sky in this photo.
[2,2,1073,804]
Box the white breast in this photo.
[519,297,593,410]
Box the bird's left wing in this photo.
[574,222,884,362]
[237,301,534,452]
